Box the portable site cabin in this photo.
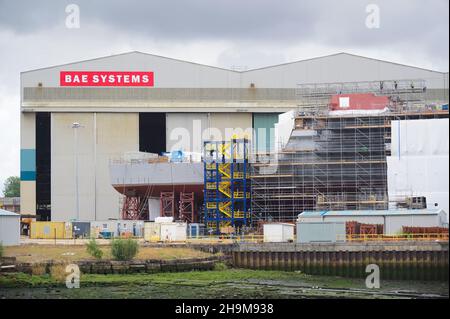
[72,221,91,238]
[297,222,346,243]
[144,222,161,242]
[160,223,187,242]
[90,220,145,238]
[90,221,118,238]
[263,223,295,242]
[187,223,205,238]
[0,209,20,246]
[30,221,72,239]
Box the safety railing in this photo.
[233,191,251,199]
[206,183,216,190]
[186,234,264,243]
[339,233,449,242]
[206,202,216,209]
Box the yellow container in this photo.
[144,222,161,242]
[30,221,70,239]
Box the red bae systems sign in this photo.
[60,71,154,86]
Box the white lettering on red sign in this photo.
[60,71,154,86]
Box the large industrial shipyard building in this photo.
[20,52,449,229]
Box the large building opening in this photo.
[139,113,166,154]
[35,112,51,221]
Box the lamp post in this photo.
[72,122,81,221]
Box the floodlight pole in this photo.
[72,122,81,221]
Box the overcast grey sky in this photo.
[0,0,448,195]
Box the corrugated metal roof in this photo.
[299,209,444,218]
[0,209,20,217]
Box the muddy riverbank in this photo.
[1,268,448,299]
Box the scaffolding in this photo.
[121,196,148,220]
[160,192,176,218]
[250,80,448,223]
[203,138,251,234]
[179,192,195,223]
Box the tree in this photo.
[3,176,20,197]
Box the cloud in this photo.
[0,0,448,71]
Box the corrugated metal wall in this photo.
[297,222,346,243]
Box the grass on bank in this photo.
[3,244,213,263]
[0,268,359,289]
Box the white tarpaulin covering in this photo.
[388,119,449,218]
[274,110,296,151]
[391,118,449,157]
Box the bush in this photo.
[213,262,228,271]
[31,263,47,275]
[111,238,139,261]
[86,238,103,259]
[0,242,3,258]
[50,264,68,282]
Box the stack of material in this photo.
[345,221,384,235]
[346,221,359,235]
[402,226,449,234]
[147,156,169,163]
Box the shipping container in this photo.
[90,220,119,238]
[188,223,205,238]
[297,222,346,243]
[144,222,161,242]
[117,220,144,237]
[30,221,72,239]
[263,223,295,242]
[72,221,91,238]
[160,222,187,242]
[89,220,145,238]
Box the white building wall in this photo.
[324,215,385,225]
[385,215,442,234]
